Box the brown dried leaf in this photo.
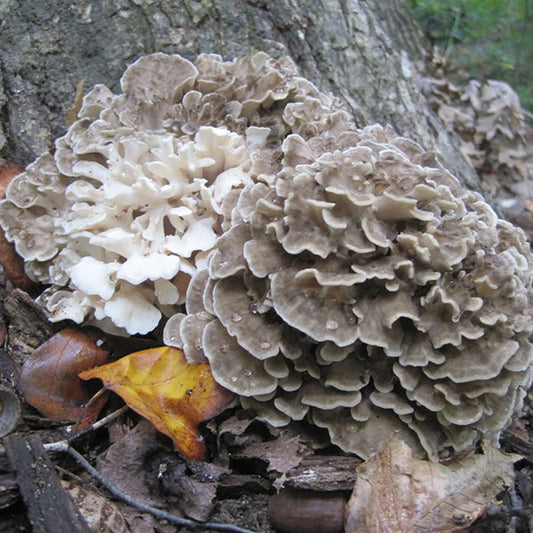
[66,79,86,127]
[97,419,166,508]
[158,454,229,521]
[345,433,519,533]
[20,328,109,423]
[0,159,24,198]
[243,433,309,488]
[61,480,129,533]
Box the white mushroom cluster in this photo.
[0,52,340,335]
[1,53,532,460]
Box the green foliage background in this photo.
[411,0,533,109]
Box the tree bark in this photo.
[0,0,480,190]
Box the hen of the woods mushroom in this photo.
[1,52,532,461]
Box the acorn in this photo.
[268,488,346,533]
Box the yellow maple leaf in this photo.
[79,346,234,459]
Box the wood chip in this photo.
[5,433,91,533]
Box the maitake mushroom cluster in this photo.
[423,78,530,179]
[1,53,532,460]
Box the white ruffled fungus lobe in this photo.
[1,53,532,460]
[0,52,305,334]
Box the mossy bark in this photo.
[0,0,479,189]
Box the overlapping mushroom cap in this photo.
[0,52,347,334]
[165,124,533,461]
[1,52,532,460]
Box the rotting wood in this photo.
[283,455,360,491]
[4,433,91,533]
[0,454,19,510]
[217,473,273,498]
[3,289,55,364]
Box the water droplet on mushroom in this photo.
[249,302,260,315]
[231,376,238,383]
[232,313,242,322]
[221,344,229,353]
[326,319,339,330]
[260,342,271,349]
[244,369,253,376]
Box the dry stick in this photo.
[0,409,257,532]
[68,403,129,441]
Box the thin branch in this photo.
[67,404,129,442]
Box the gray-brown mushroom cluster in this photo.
[166,118,533,460]
[422,76,533,225]
[1,53,532,460]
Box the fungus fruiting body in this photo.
[1,53,532,460]
[168,121,533,461]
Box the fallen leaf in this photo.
[66,79,86,127]
[0,159,34,289]
[61,480,129,533]
[97,418,166,507]
[0,384,21,438]
[79,346,235,460]
[238,432,311,490]
[156,452,229,521]
[344,433,519,533]
[0,159,24,198]
[19,328,109,424]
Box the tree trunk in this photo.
[0,0,480,190]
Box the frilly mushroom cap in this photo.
[174,120,533,460]
[0,52,346,335]
[2,51,532,461]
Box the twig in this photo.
[49,440,256,533]
[0,406,128,457]
[67,404,129,442]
